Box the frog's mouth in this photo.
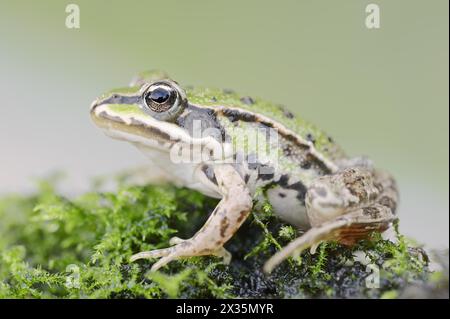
[90,101,183,152]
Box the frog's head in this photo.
[90,71,191,151]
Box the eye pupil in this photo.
[143,81,186,118]
[149,87,170,104]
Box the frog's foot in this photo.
[130,238,232,271]
[169,236,231,262]
[263,167,398,274]
[131,164,252,272]
[129,236,189,268]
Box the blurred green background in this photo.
[0,1,448,247]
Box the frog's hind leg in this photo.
[263,204,394,273]
[263,167,398,273]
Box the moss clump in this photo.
[0,175,444,298]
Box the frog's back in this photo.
[186,86,348,228]
[186,86,346,161]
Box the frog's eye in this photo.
[143,81,187,120]
[144,84,174,112]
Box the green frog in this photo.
[90,71,398,273]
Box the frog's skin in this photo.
[90,71,398,273]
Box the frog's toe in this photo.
[130,237,189,264]
[309,241,324,255]
[214,247,232,265]
[263,220,345,274]
[131,240,232,271]
[129,247,173,262]
[150,254,179,272]
[130,245,188,271]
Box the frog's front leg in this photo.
[264,167,398,273]
[130,164,252,271]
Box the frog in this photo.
[90,70,398,273]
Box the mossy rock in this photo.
[0,175,447,299]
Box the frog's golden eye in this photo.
[142,81,187,120]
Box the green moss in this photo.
[0,175,443,298]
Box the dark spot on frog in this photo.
[278,174,289,186]
[284,110,294,119]
[221,109,236,122]
[378,196,397,211]
[244,174,250,183]
[240,96,255,105]
[277,105,294,119]
[278,192,286,198]
[237,210,248,223]
[328,136,334,143]
[277,174,307,202]
[300,160,312,170]
[369,191,378,201]
[201,165,218,185]
[282,145,292,156]
[220,217,230,237]
[306,133,315,145]
[259,171,274,181]
[290,182,307,202]
[363,207,381,219]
